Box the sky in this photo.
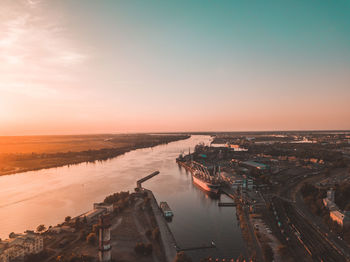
[0,0,349,135]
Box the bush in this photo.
[36,224,46,232]
[104,191,129,204]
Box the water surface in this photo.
[0,135,245,259]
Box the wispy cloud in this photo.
[0,0,88,98]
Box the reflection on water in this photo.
[0,135,246,259]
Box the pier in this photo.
[137,171,177,262]
[176,241,216,252]
[136,171,160,188]
[218,202,237,207]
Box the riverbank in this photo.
[0,134,190,176]
[1,189,169,262]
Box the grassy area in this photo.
[0,134,190,176]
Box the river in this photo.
[0,135,246,260]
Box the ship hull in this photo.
[192,176,219,194]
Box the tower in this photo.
[99,215,112,262]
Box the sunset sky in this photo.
[1,0,350,135]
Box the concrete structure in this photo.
[98,215,112,262]
[327,188,335,202]
[79,202,114,224]
[94,203,114,213]
[81,208,105,223]
[0,232,43,262]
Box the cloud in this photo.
[0,0,88,98]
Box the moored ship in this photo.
[192,171,220,194]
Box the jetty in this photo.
[218,202,236,207]
[137,172,177,262]
[176,241,216,252]
[136,171,159,188]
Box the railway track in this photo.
[281,200,346,262]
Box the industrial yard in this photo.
[176,131,350,262]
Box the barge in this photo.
[160,201,174,219]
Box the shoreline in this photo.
[1,188,172,262]
[0,135,190,177]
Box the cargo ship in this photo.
[192,171,220,194]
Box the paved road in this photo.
[243,205,264,262]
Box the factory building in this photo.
[323,189,350,228]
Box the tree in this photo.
[86,233,97,245]
[152,227,160,241]
[36,224,46,232]
[65,216,71,223]
[83,216,87,224]
[173,252,192,262]
[79,231,87,241]
[74,217,81,229]
[134,242,153,256]
[9,232,16,238]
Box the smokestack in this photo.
[99,215,112,262]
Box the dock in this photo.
[176,241,216,252]
[146,189,177,262]
[136,171,160,188]
[221,187,238,200]
[136,171,177,262]
[218,202,236,207]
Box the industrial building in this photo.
[323,189,350,228]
